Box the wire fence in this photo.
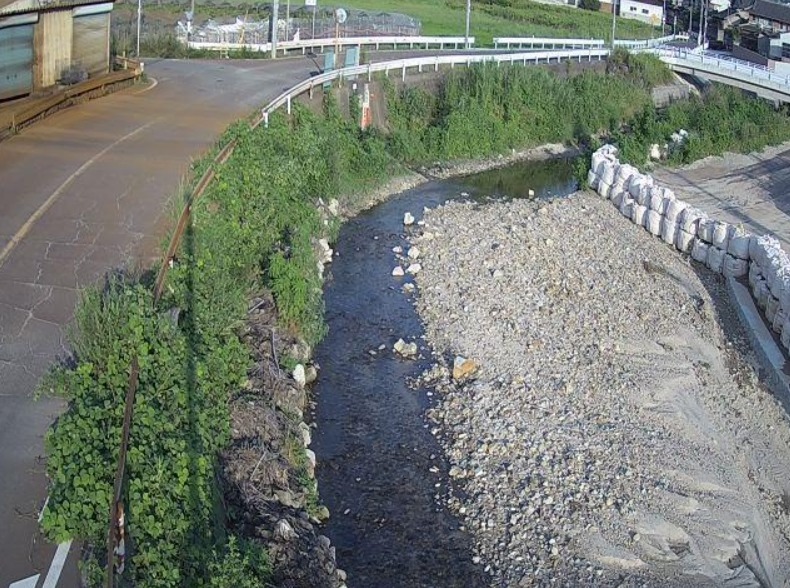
[182,8,421,44]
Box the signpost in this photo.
[305,0,316,40]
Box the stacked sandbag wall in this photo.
[589,145,790,352]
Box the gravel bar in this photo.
[408,191,790,587]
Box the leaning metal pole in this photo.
[136,0,142,57]
[271,0,279,59]
[611,0,617,49]
[465,0,471,49]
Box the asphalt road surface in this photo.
[0,56,317,588]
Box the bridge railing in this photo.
[614,33,688,49]
[254,47,610,127]
[651,47,790,89]
[493,37,605,50]
[188,35,476,55]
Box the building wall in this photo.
[34,9,72,88]
[620,0,663,24]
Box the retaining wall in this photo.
[589,145,790,362]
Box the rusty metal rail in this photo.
[1,59,143,141]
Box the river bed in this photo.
[311,158,578,587]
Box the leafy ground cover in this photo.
[39,54,790,586]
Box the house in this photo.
[0,0,114,101]
[620,0,665,25]
[748,0,790,32]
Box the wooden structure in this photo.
[0,0,114,100]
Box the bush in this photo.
[579,0,602,11]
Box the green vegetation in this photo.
[41,52,790,586]
[114,0,658,52]
[613,84,790,165]
[384,55,668,164]
[337,0,657,45]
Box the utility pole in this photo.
[270,0,279,59]
[688,0,694,40]
[136,0,142,56]
[465,0,471,49]
[286,0,290,40]
[611,0,617,49]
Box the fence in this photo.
[187,35,476,56]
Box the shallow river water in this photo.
[311,158,577,587]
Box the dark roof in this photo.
[750,0,790,24]
[626,0,665,6]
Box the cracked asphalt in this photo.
[0,56,317,587]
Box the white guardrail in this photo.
[493,33,688,50]
[651,47,790,90]
[254,48,610,127]
[188,35,475,55]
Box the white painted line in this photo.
[9,574,40,588]
[135,76,158,95]
[0,120,156,269]
[41,539,72,588]
[38,495,49,523]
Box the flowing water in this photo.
[311,158,578,588]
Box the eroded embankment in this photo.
[410,192,790,586]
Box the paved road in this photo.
[654,145,790,250]
[0,56,317,588]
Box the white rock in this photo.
[392,266,405,277]
[275,519,297,541]
[407,263,422,275]
[392,246,403,254]
[293,364,306,388]
[394,338,418,357]
[649,143,661,160]
[404,212,415,226]
[328,198,340,216]
[407,246,421,260]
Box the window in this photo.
[641,8,649,13]
[630,6,637,11]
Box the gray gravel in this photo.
[408,191,790,587]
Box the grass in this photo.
[340,0,659,45]
[114,0,660,48]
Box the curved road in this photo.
[0,56,318,588]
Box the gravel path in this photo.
[653,143,790,251]
[409,191,790,586]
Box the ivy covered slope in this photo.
[40,103,395,586]
[38,55,790,586]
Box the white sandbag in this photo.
[648,186,667,213]
[767,294,780,324]
[752,234,783,269]
[697,218,715,243]
[632,204,648,227]
[727,227,752,260]
[773,306,786,335]
[780,282,790,318]
[781,315,790,350]
[664,198,687,223]
[615,163,638,187]
[722,254,748,278]
[691,238,709,264]
[645,210,662,236]
[628,174,651,200]
[661,219,679,246]
[711,221,732,251]
[755,279,770,310]
[619,197,634,218]
[679,207,704,234]
[769,268,790,299]
[599,160,617,186]
[707,246,725,274]
[587,169,599,189]
[748,262,763,291]
[598,180,613,199]
[676,229,695,253]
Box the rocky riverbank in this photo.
[409,191,790,586]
